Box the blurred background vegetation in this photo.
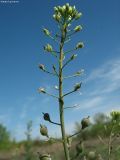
[0,112,120,160]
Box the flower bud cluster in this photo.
[53,3,82,23]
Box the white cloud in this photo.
[79,96,103,110]
[86,58,120,96]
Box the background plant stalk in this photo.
[59,29,70,160]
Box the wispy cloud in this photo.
[20,96,36,120]
[73,58,120,114]
[86,58,120,96]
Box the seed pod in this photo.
[38,88,46,94]
[87,151,96,160]
[43,113,51,122]
[81,116,90,129]
[43,28,50,36]
[39,64,45,71]
[40,124,49,138]
[39,154,51,160]
[70,54,77,60]
[74,83,82,91]
[74,25,82,32]
[76,69,84,75]
[76,42,84,49]
[44,44,53,52]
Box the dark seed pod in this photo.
[39,64,45,71]
[81,116,90,129]
[43,113,51,122]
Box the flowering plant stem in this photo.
[59,27,70,160]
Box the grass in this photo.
[0,137,120,160]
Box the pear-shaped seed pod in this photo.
[74,83,82,91]
[38,88,46,94]
[40,124,49,138]
[76,42,84,49]
[39,64,45,71]
[74,25,82,32]
[81,116,90,129]
[43,28,50,36]
[44,44,53,52]
[87,151,96,160]
[39,154,51,160]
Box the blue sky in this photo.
[0,0,120,141]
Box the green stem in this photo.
[59,29,70,160]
